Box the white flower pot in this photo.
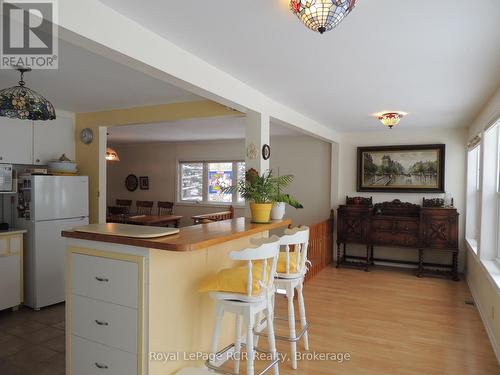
[271,202,286,220]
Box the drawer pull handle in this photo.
[95,362,109,369]
[95,276,109,282]
[95,319,109,326]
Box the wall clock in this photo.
[262,144,271,160]
[125,174,138,192]
[80,128,94,144]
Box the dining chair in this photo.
[136,201,154,215]
[157,201,174,216]
[107,206,128,223]
[116,199,132,214]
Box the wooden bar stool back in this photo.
[136,201,154,215]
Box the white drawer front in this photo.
[71,335,137,375]
[72,294,137,354]
[9,236,21,254]
[71,253,138,308]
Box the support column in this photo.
[245,111,270,219]
[245,110,270,173]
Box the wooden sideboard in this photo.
[336,198,459,280]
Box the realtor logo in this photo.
[1,0,58,69]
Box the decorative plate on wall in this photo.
[246,143,258,159]
[125,174,138,192]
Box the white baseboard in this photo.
[467,277,500,364]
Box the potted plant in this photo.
[270,171,303,220]
[229,168,274,223]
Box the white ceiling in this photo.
[108,116,300,144]
[0,39,201,113]
[100,0,500,132]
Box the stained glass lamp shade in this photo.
[0,67,56,121]
[290,0,357,34]
[377,112,407,129]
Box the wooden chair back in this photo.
[116,199,132,214]
[136,201,154,215]
[279,226,310,276]
[107,206,128,223]
[230,236,280,297]
[157,201,174,216]
[192,206,235,225]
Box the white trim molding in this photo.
[467,275,500,364]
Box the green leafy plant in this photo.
[223,168,275,203]
[271,170,303,209]
[222,168,303,208]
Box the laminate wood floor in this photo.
[228,266,500,375]
[0,266,498,375]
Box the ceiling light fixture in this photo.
[290,0,357,34]
[105,147,120,162]
[375,111,408,129]
[0,66,56,121]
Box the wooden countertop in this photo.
[62,217,291,251]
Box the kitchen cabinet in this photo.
[33,115,75,164]
[0,118,33,164]
[0,115,75,165]
[0,230,25,311]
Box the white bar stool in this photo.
[256,226,310,370]
[206,236,281,375]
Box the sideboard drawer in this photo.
[72,253,138,308]
[370,232,419,247]
[371,218,394,232]
[396,220,419,234]
[71,335,137,375]
[72,294,137,354]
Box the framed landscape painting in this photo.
[357,144,445,193]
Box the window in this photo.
[178,161,245,204]
[180,162,203,201]
[478,122,500,262]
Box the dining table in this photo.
[124,214,183,228]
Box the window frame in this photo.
[466,144,481,252]
[497,126,500,263]
[177,160,245,206]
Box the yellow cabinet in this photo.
[0,231,25,311]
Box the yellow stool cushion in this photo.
[199,262,271,296]
[277,252,298,274]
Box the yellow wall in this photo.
[75,100,241,223]
[467,251,500,360]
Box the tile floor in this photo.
[0,303,65,375]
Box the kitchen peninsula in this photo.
[62,218,291,375]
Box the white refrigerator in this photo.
[16,176,89,310]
